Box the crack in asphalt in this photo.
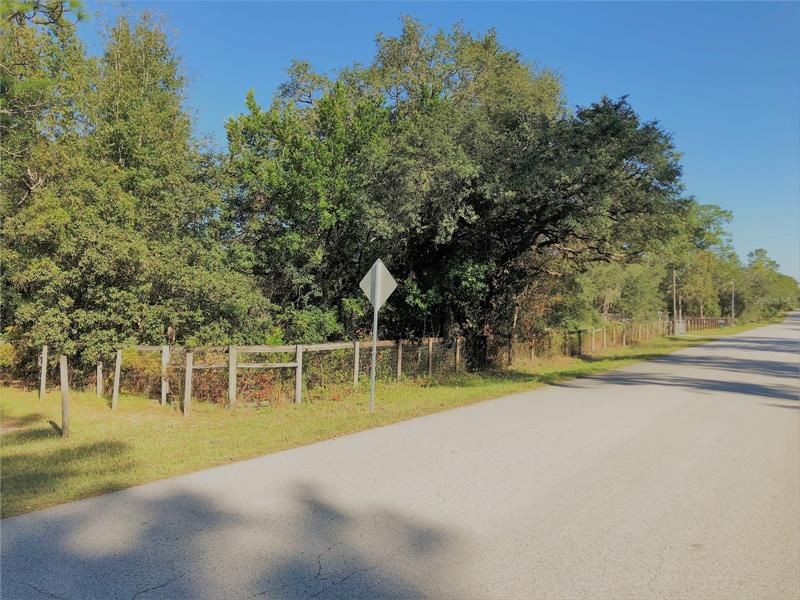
[244,543,408,600]
[308,545,406,599]
[8,578,68,600]
[245,578,301,599]
[314,543,342,582]
[129,573,184,600]
[647,547,667,590]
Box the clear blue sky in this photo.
[81,1,800,279]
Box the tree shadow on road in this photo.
[610,353,800,382]
[699,335,799,356]
[1,480,467,599]
[762,402,799,410]
[547,323,799,401]
[561,371,798,402]
[249,482,465,599]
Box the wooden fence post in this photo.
[353,340,360,386]
[455,337,462,371]
[603,328,607,349]
[39,344,48,400]
[183,351,193,416]
[161,345,169,406]
[591,329,596,353]
[622,326,627,347]
[428,337,434,375]
[294,345,303,404]
[59,355,70,438]
[227,345,237,406]
[112,349,122,410]
[396,339,403,381]
[96,361,103,397]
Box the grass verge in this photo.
[0,320,772,517]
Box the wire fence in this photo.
[491,317,732,366]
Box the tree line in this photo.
[2,1,797,375]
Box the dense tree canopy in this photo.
[2,4,797,375]
[2,3,277,372]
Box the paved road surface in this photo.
[2,316,799,599]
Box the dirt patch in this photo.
[0,413,45,435]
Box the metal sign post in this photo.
[368,273,381,412]
[359,259,397,413]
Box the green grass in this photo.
[0,321,771,518]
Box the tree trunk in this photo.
[509,305,519,366]
[463,331,489,371]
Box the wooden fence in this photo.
[40,337,462,415]
[36,317,733,416]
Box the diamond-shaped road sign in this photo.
[359,259,397,310]
[359,259,397,413]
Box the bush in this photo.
[0,342,17,382]
[120,348,161,398]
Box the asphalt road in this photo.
[2,315,799,599]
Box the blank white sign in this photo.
[359,259,397,310]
